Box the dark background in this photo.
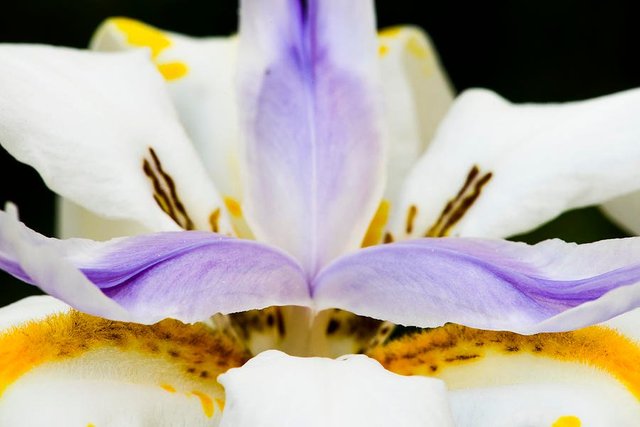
[0,0,637,305]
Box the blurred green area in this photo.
[0,0,638,306]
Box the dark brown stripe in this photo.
[405,204,418,234]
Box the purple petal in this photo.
[312,237,640,334]
[237,0,385,276]
[0,207,310,324]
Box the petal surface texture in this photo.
[0,297,247,426]
[218,350,454,427]
[0,44,231,234]
[238,0,385,274]
[0,208,309,324]
[313,236,640,333]
[391,88,640,240]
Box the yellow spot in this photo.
[209,208,221,233]
[378,44,389,57]
[369,324,640,399]
[378,26,403,38]
[160,383,176,393]
[157,62,189,81]
[224,197,243,217]
[110,17,189,81]
[0,311,249,397]
[87,424,96,427]
[215,398,226,411]
[361,200,390,247]
[111,18,170,58]
[406,35,430,59]
[191,390,214,418]
[552,415,581,427]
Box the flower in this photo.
[1,0,640,425]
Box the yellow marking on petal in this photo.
[361,199,390,247]
[161,383,177,393]
[406,35,430,59]
[191,390,215,418]
[378,44,389,57]
[109,18,189,82]
[209,208,221,233]
[224,197,243,218]
[378,26,403,38]
[87,424,96,427]
[111,18,171,58]
[157,62,189,80]
[0,311,249,397]
[369,324,640,399]
[215,398,226,411]
[552,415,581,427]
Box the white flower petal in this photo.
[450,383,637,427]
[601,192,640,235]
[0,295,69,331]
[218,350,454,427]
[0,309,246,426]
[378,26,453,199]
[0,44,231,234]
[370,315,640,427]
[391,88,640,240]
[57,198,149,239]
[91,18,242,202]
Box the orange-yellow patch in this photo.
[379,26,404,38]
[368,324,640,399]
[0,311,249,397]
[161,383,177,393]
[552,415,581,427]
[362,200,390,247]
[191,390,215,418]
[109,17,189,80]
[224,197,243,218]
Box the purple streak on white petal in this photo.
[0,208,310,324]
[238,0,385,276]
[312,237,640,334]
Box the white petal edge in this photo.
[91,18,243,202]
[391,87,640,240]
[0,44,232,234]
[378,26,453,200]
[218,350,454,427]
[0,295,70,331]
[601,192,640,235]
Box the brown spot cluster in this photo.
[367,323,640,399]
[323,309,387,353]
[229,307,286,344]
[143,147,195,230]
[0,310,250,395]
[426,165,492,237]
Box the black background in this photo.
[0,0,637,305]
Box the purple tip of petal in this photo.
[0,209,311,324]
[312,237,640,334]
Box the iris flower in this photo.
[1,0,640,425]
